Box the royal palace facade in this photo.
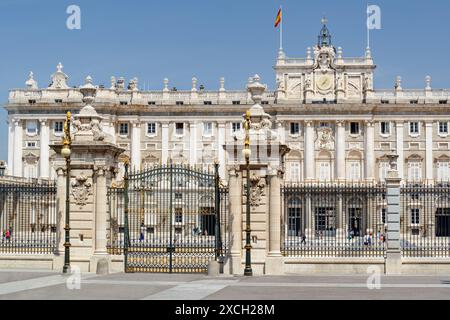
[4,23,450,185]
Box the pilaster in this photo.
[304,121,315,181]
[39,118,50,178]
[13,118,23,177]
[365,120,375,181]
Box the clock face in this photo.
[317,75,332,91]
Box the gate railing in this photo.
[281,183,387,258]
[107,163,229,273]
[0,179,57,254]
[400,183,450,258]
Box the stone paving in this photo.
[0,269,449,300]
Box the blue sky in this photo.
[0,0,449,161]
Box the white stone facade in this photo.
[4,23,450,184]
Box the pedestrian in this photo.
[364,233,369,246]
[139,223,145,241]
[5,229,10,241]
[301,233,306,245]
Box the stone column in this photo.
[336,120,346,181]
[266,168,283,275]
[7,119,14,175]
[304,121,315,181]
[161,122,169,164]
[385,173,402,275]
[131,121,141,170]
[39,119,50,178]
[217,122,226,178]
[93,166,108,255]
[189,122,198,165]
[228,167,242,275]
[425,121,434,184]
[13,119,23,177]
[396,122,404,182]
[365,121,375,181]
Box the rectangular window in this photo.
[176,101,184,106]
[409,122,419,135]
[408,162,422,182]
[411,209,420,225]
[26,120,38,135]
[147,122,156,135]
[349,162,361,181]
[319,122,330,128]
[54,121,63,134]
[350,122,360,135]
[380,122,390,135]
[290,162,301,182]
[437,162,450,182]
[26,142,37,148]
[290,123,300,135]
[439,122,448,135]
[319,162,331,182]
[232,101,241,105]
[203,122,213,136]
[175,123,184,136]
[119,123,129,136]
[175,208,183,223]
[203,101,212,105]
[232,122,241,133]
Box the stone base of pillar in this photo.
[385,251,402,275]
[207,260,221,276]
[90,254,111,275]
[230,254,242,275]
[52,255,65,273]
[265,256,284,275]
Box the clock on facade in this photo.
[317,75,332,91]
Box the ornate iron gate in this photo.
[116,163,225,273]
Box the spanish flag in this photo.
[274,7,282,28]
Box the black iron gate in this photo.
[115,162,226,273]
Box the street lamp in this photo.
[242,110,252,276]
[61,111,72,274]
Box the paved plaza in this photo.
[0,269,449,300]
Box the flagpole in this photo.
[366,2,370,49]
[280,5,283,50]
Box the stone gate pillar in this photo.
[385,155,402,275]
[224,75,289,276]
[266,168,283,275]
[228,166,243,274]
[51,76,124,273]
